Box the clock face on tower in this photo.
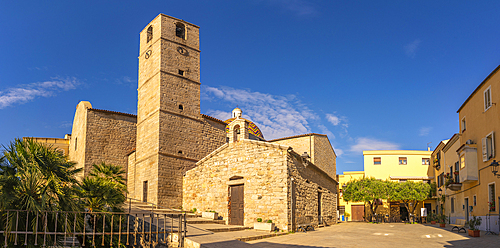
[177,47,189,56]
[145,50,152,59]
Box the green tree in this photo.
[0,138,81,212]
[390,181,430,222]
[343,177,391,221]
[77,162,127,212]
[0,138,83,246]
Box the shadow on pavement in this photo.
[249,242,328,248]
[443,235,500,248]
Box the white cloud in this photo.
[207,110,232,121]
[203,86,318,140]
[115,76,135,85]
[419,127,432,136]
[334,148,344,157]
[317,124,335,139]
[350,137,400,153]
[326,114,340,126]
[0,77,79,109]
[404,39,421,58]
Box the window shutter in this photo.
[492,132,495,158]
[482,137,488,162]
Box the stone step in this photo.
[205,226,252,233]
[187,218,226,224]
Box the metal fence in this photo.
[0,210,187,247]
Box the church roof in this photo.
[224,118,264,139]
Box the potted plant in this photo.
[438,214,447,227]
[488,202,495,212]
[344,212,350,221]
[202,210,218,220]
[254,219,275,231]
[466,215,482,237]
[428,212,436,224]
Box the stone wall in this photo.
[183,139,290,230]
[83,109,137,176]
[135,14,203,207]
[287,152,337,229]
[69,101,92,179]
[200,115,227,155]
[312,135,336,178]
[270,134,336,179]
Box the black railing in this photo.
[0,209,187,247]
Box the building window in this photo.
[176,23,186,39]
[460,154,465,169]
[178,69,185,76]
[399,157,407,165]
[438,172,444,187]
[482,131,495,162]
[484,86,492,111]
[374,157,381,165]
[461,117,466,132]
[454,161,459,183]
[473,195,477,206]
[488,183,496,212]
[422,158,430,165]
[451,197,455,213]
[147,26,153,43]
[74,138,77,151]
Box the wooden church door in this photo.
[230,184,244,226]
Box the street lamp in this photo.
[438,188,443,214]
[490,160,500,178]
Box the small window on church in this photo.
[179,104,184,111]
[147,26,153,43]
[176,23,185,39]
[178,151,183,155]
[178,69,185,76]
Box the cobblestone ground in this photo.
[247,222,500,248]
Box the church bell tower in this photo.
[134,14,203,207]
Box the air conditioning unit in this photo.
[466,139,473,144]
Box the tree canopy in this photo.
[390,180,430,221]
[343,177,431,222]
[343,177,391,220]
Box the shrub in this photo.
[257,218,262,222]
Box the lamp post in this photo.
[438,188,443,215]
[490,160,500,178]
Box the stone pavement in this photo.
[247,222,500,248]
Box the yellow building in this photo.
[432,134,468,222]
[23,135,71,156]
[338,171,365,221]
[363,150,434,222]
[443,65,500,233]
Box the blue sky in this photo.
[1,1,500,173]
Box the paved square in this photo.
[247,222,500,248]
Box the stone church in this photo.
[30,14,338,231]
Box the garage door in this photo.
[351,205,365,222]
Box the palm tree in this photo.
[0,138,82,246]
[0,138,81,212]
[78,162,127,213]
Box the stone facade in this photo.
[270,134,336,179]
[183,121,338,231]
[32,14,338,223]
[131,14,226,207]
[69,101,136,178]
